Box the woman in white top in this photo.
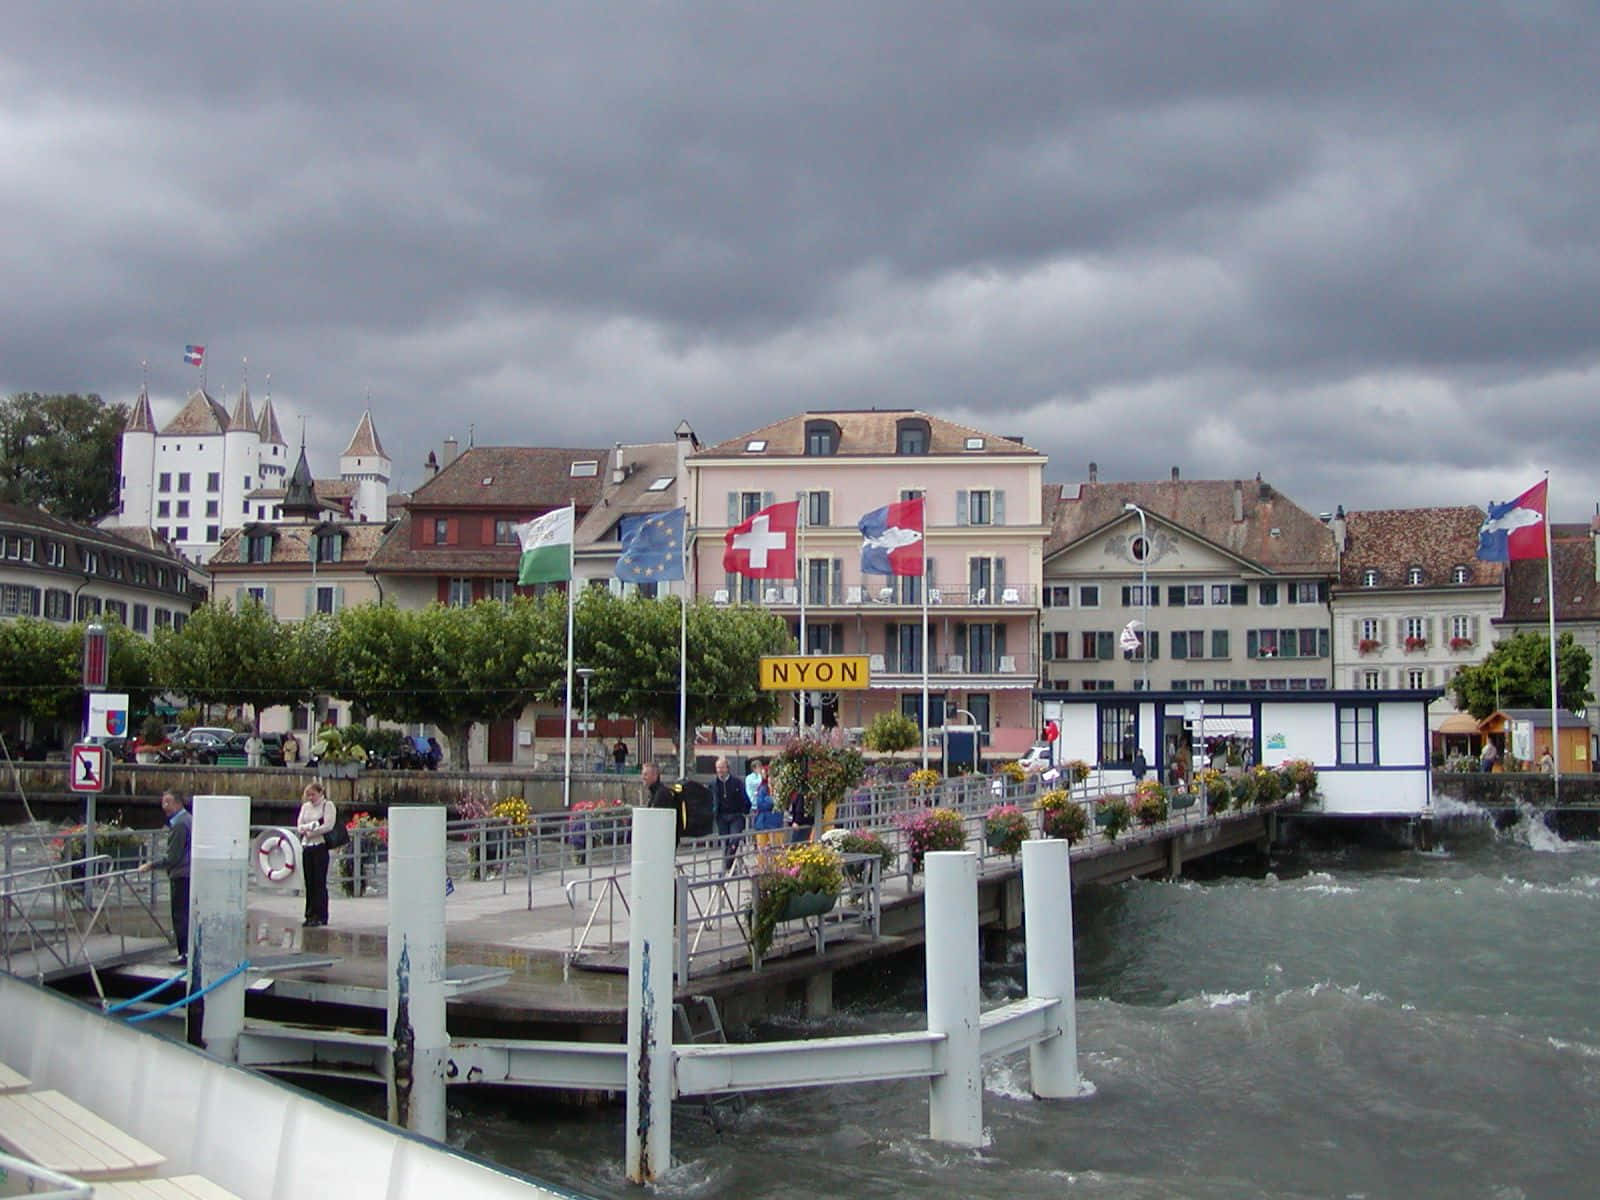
[296,782,337,927]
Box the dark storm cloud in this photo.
[2,2,1597,515]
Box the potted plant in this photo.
[1196,767,1231,812]
[1133,779,1169,826]
[768,736,866,833]
[54,820,145,874]
[1037,788,1088,843]
[997,760,1027,786]
[1062,759,1092,787]
[819,827,896,880]
[1249,765,1285,805]
[907,767,942,795]
[1094,796,1132,841]
[897,806,966,873]
[1278,758,1319,801]
[566,797,626,863]
[751,842,844,958]
[1358,638,1380,655]
[984,803,1031,858]
[338,811,386,895]
[312,726,368,778]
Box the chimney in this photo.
[1329,504,1347,553]
[1232,480,1244,523]
[1256,472,1271,501]
[1171,466,1180,482]
[612,442,627,485]
[424,450,439,481]
[1088,461,1098,483]
[442,436,459,465]
[1591,505,1600,582]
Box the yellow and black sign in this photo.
[759,655,871,690]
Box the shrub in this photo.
[898,807,966,872]
[984,804,1031,856]
[862,711,921,753]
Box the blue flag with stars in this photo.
[615,507,686,582]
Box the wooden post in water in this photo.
[625,806,676,1182]
[1022,837,1081,1097]
[924,850,982,1146]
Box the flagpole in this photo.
[921,551,930,772]
[678,521,689,781]
[798,507,808,732]
[1544,471,1559,801]
[563,501,576,809]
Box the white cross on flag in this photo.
[723,500,799,579]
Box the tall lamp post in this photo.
[576,667,596,768]
[1123,503,1150,693]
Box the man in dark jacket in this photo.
[709,756,750,872]
[641,762,680,840]
[141,791,191,964]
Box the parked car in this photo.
[177,727,234,757]
[195,731,286,767]
[1018,744,1055,774]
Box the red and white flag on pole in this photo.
[722,500,799,579]
[183,344,205,367]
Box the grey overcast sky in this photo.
[4,2,1597,519]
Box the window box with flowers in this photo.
[1358,639,1381,655]
[751,842,844,960]
[984,804,1031,858]
[1404,636,1428,653]
[1449,636,1474,652]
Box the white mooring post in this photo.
[924,850,983,1146]
[625,806,676,1183]
[387,806,447,1140]
[1021,838,1080,1097]
[191,794,250,1062]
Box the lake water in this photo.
[448,807,1599,1198]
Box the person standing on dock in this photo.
[613,739,628,772]
[1480,739,1499,773]
[141,790,191,965]
[711,756,750,872]
[641,762,679,839]
[296,782,337,927]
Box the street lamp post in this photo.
[1123,503,1150,693]
[576,667,596,768]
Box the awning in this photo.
[1436,713,1480,735]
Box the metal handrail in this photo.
[0,1151,93,1199]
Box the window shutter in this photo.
[725,571,736,596]
[1148,631,1159,660]
[1172,632,1186,660]
[1319,628,1330,658]
[1471,614,1480,642]
[1352,618,1361,643]
[993,490,1006,525]
[831,558,842,602]
[482,517,494,543]
[304,587,314,616]
[995,557,1006,594]
[445,518,458,545]
[996,624,1007,656]
[263,587,275,616]
[1169,585,1185,606]
[1318,581,1329,603]
[1098,631,1114,660]
[926,557,936,586]
[727,492,739,524]
[335,586,345,612]
[1121,585,1132,606]
[1247,630,1259,659]
[1231,583,1248,606]
[832,623,843,652]
[955,490,969,526]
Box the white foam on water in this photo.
[1301,882,1360,895]
[983,1056,1035,1101]
[1547,1036,1600,1058]
[1200,990,1254,1008]
[1504,805,1577,853]
[1431,794,1496,821]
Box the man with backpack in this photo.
[710,756,751,872]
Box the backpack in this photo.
[674,780,715,838]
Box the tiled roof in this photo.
[1,502,187,564]
[125,385,156,434]
[228,383,255,432]
[1502,526,1600,621]
[575,443,681,546]
[342,410,387,460]
[159,389,229,436]
[257,397,286,445]
[1337,507,1497,589]
[210,519,393,567]
[1045,477,1337,573]
[693,409,1039,458]
[409,446,609,510]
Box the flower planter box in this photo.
[781,890,838,922]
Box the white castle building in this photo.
[112,381,392,563]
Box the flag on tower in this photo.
[183,344,205,367]
[615,507,686,582]
[1477,480,1548,562]
[858,498,925,576]
[722,500,798,578]
[516,505,574,584]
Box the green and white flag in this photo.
[516,505,574,584]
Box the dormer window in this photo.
[1361,569,1379,587]
[1451,565,1469,584]
[804,420,840,456]
[315,531,343,564]
[570,461,599,478]
[246,533,273,564]
[896,418,930,456]
[1407,566,1424,586]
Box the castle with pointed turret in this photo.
[110,380,391,563]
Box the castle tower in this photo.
[221,376,262,537]
[116,382,158,527]
[255,389,288,520]
[281,444,321,521]
[339,410,392,524]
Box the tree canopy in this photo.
[1448,631,1593,718]
[0,618,154,739]
[0,392,127,521]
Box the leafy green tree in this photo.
[1449,631,1593,718]
[0,619,153,745]
[862,710,920,753]
[152,599,298,726]
[0,392,128,521]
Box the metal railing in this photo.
[1,855,169,979]
[0,1152,94,1199]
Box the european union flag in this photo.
[615,507,686,582]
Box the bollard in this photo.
[624,806,676,1183]
[1021,838,1081,1098]
[192,794,250,1061]
[924,850,982,1146]
[387,806,448,1140]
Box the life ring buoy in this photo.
[254,828,301,884]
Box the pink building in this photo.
[686,410,1048,754]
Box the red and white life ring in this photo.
[254,828,301,884]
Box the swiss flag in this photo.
[723,500,799,579]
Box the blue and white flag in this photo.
[615,507,686,582]
[1477,480,1548,562]
[858,498,924,576]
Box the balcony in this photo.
[865,650,1036,683]
[734,583,1038,608]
